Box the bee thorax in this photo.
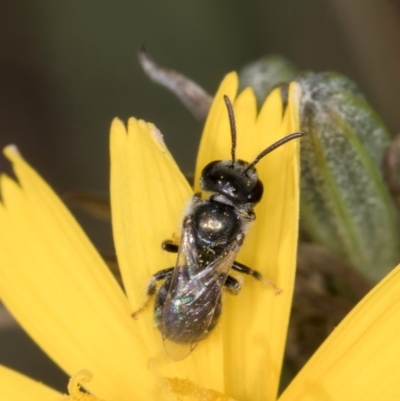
[193,202,242,250]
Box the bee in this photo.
[133,95,303,360]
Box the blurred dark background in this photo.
[1,0,400,391]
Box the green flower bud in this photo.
[238,55,297,108]
[297,72,400,281]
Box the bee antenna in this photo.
[223,95,237,167]
[244,132,304,173]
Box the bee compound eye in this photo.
[247,180,263,203]
[201,161,222,191]
[201,160,221,179]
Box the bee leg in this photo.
[161,240,179,253]
[232,261,282,295]
[161,194,201,253]
[131,267,175,319]
[224,275,242,295]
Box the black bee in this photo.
[133,95,303,360]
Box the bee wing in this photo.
[161,218,241,360]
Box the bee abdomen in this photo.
[155,277,222,344]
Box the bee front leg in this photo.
[232,261,281,295]
[131,267,175,319]
[161,193,202,254]
[161,240,179,253]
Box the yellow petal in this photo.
[0,146,161,401]
[280,262,400,401]
[110,118,225,392]
[195,72,238,181]
[110,117,191,318]
[195,79,301,401]
[0,365,60,401]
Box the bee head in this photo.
[199,95,303,207]
[200,160,264,205]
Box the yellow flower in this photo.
[0,71,399,401]
[110,73,300,401]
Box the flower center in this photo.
[62,370,105,401]
[166,377,236,401]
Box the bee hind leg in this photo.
[224,275,242,295]
[131,267,175,319]
[232,261,281,295]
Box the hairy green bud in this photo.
[297,72,400,281]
